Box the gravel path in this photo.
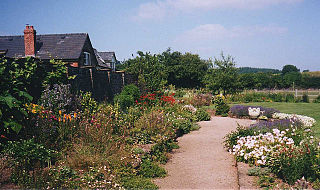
[153,116,253,189]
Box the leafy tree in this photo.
[205,53,240,95]
[282,65,300,75]
[283,72,302,88]
[239,73,257,90]
[123,51,167,92]
[160,49,210,88]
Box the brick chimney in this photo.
[24,25,36,57]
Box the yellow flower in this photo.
[73,113,77,119]
[59,110,62,115]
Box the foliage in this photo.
[282,64,300,75]
[3,139,56,187]
[213,95,230,116]
[123,51,167,92]
[138,159,166,178]
[238,67,281,74]
[0,57,72,141]
[42,59,74,88]
[121,176,157,190]
[160,49,210,88]
[114,94,134,111]
[39,84,79,115]
[79,91,98,116]
[195,108,210,121]
[0,58,41,138]
[224,126,254,150]
[121,84,140,101]
[205,53,240,95]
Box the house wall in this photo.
[78,36,98,67]
[68,66,137,101]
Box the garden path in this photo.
[153,116,253,189]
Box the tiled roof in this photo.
[0,33,88,60]
[98,51,115,62]
[94,48,111,69]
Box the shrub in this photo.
[39,84,80,115]
[79,91,98,116]
[213,95,229,116]
[173,119,192,137]
[3,139,57,187]
[121,84,140,101]
[190,93,212,107]
[121,176,157,190]
[285,93,295,102]
[195,108,210,121]
[114,94,134,111]
[138,159,166,178]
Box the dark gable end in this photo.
[78,34,98,67]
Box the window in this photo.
[84,52,91,66]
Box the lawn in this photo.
[237,102,320,137]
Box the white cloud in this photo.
[175,24,287,43]
[135,0,303,20]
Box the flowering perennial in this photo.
[272,113,316,127]
[231,129,294,166]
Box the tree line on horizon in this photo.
[117,49,320,94]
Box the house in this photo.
[0,25,112,70]
[94,49,117,71]
[0,25,134,101]
[94,50,118,71]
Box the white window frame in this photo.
[84,52,91,66]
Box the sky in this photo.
[1,0,319,71]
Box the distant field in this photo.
[238,102,320,137]
[244,89,320,101]
[306,71,320,77]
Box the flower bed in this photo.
[225,107,319,186]
[230,105,279,118]
[272,113,316,127]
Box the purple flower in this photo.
[230,105,279,118]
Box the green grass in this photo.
[235,102,320,137]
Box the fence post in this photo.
[295,89,298,98]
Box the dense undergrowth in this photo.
[0,81,211,189]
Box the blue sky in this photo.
[1,0,319,71]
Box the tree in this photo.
[160,48,210,88]
[282,65,300,75]
[123,51,167,92]
[204,53,240,95]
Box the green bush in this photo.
[138,159,166,178]
[195,108,210,121]
[213,95,230,116]
[114,94,135,111]
[285,93,295,102]
[80,91,98,115]
[121,176,158,190]
[121,84,140,101]
[173,119,192,137]
[3,139,57,187]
